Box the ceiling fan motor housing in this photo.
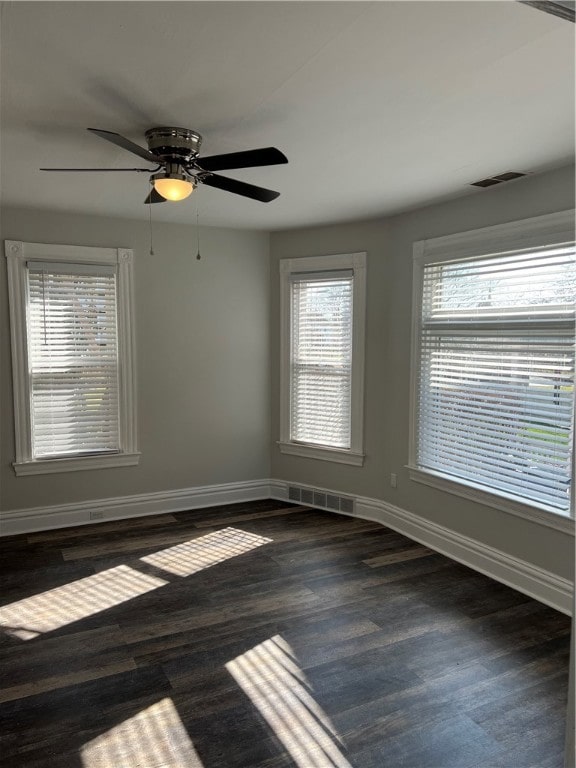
[145,127,203,161]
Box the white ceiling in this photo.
[1,1,574,231]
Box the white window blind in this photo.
[27,262,120,459]
[417,244,575,514]
[290,272,353,449]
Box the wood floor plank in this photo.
[355,711,502,768]
[466,675,569,743]
[0,499,569,768]
[118,583,323,644]
[191,504,309,528]
[0,561,97,608]
[60,527,221,561]
[26,513,179,543]
[363,544,434,567]
[0,624,136,704]
[0,660,137,705]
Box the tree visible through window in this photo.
[279,252,366,466]
[415,243,575,515]
[27,265,120,458]
[5,240,138,475]
[290,274,353,448]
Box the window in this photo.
[409,211,575,526]
[279,252,366,465]
[5,241,139,475]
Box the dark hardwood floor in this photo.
[0,500,570,768]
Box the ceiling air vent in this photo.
[471,178,502,188]
[492,171,528,182]
[471,171,527,188]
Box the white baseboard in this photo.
[0,479,274,536]
[358,497,573,617]
[270,481,574,616]
[1,477,572,616]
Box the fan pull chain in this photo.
[196,205,201,260]
[148,197,155,256]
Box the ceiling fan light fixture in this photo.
[152,172,194,201]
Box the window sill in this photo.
[13,452,141,476]
[408,465,574,534]
[278,441,364,466]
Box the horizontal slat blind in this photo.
[290,273,353,448]
[417,244,575,513]
[27,264,120,458]
[422,245,575,322]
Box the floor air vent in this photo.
[288,486,301,502]
[288,485,355,515]
[301,488,315,506]
[339,496,355,515]
[313,491,327,508]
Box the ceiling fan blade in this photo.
[144,188,166,204]
[40,167,155,172]
[199,173,280,202]
[88,128,159,163]
[196,147,287,172]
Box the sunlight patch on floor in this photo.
[226,634,353,768]
[140,527,272,577]
[0,565,168,640]
[80,697,204,768]
[0,528,273,640]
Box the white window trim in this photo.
[5,240,140,475]
[408,210,576,530]
[279,251,366,466]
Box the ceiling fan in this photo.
[40,127,288,203]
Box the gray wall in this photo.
[1,167,574,582]
[0,208,271,511]
[270,165,575,581]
